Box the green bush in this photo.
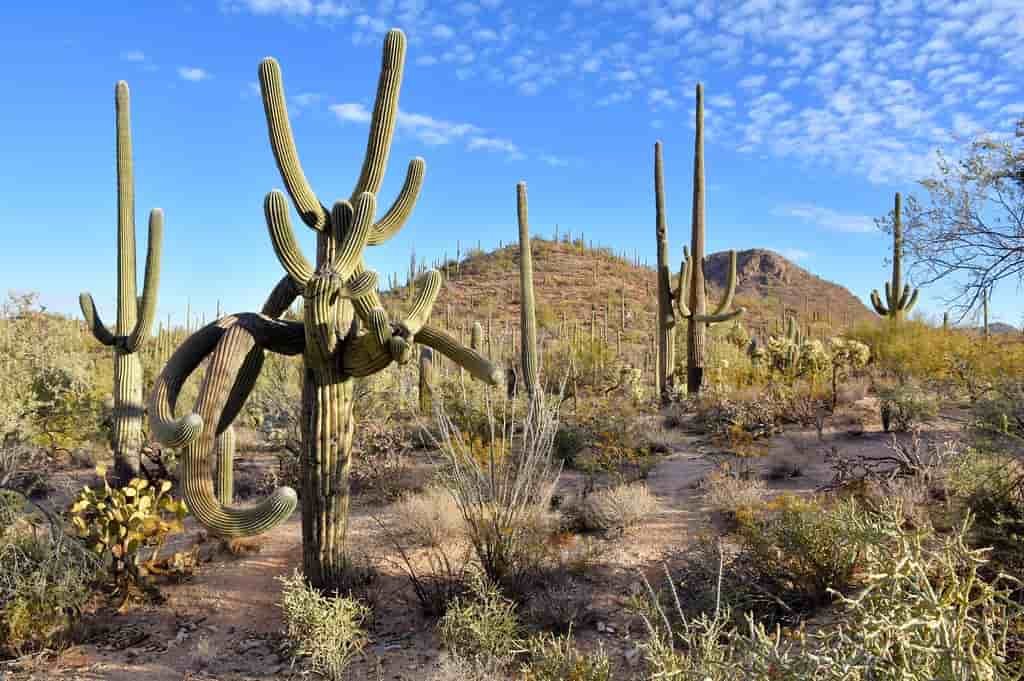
[878,382,939,432]
[438,573,523,663]
[0,492,98,657]
[521,631,612,681]
[277,570,370,680]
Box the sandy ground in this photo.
[1,398,969,681]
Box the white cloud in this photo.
[329,102,371,123]
[178,67,210,82]
[774,203,875,233]
[468,136,524,159]
[540,153,568,167]
[121,50,146,62]
[432,24,455,40]
[738,74,766,90]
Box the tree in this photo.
[884,121,1024,320]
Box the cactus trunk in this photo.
[870,193,918,321]
[419,346,434,414]
[214,425,236,504]
[517,182,539,397]
[654,141,676,403]
[687,86,708,395]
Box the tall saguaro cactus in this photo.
[871,193,918,321]
[149,29,500,592]
[654,141,676,403]
[669,84,745,395]
[517,182,539,397]
[80,81,163,483]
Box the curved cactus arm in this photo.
[398,270,442,336]
[368,157,425,245]
[351,28,406,200]
[79,292,117,346]
[710,249,739,317]
[344,270,379,301]
[870,290,891,316]
[902,287,919,314]
[691,306,747,324]
[183,322,298,537]
[885,281,897,311]
[265,190,314,285]
[329,193,375,281]
[150,322,222,448]
[674,247,692,318]
[342,322,501,384]
[258,58,328,231]
[262,275,303,318]
[123,208,163,353]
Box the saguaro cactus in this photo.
[653,141,676,403]
[670,84,745,395]
[79,81,163,483]
[983,289,990,339]
[419,346,435,413]
[871,193,918,321]
[149,29,499,591]
[517,182,539,397]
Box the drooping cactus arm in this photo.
[897,284,913,310]
[265,191,314,285]
[79,293,116,346]
[870,290,890,316]
[903,287,919,314]
[124,208,164,352]
[258,57,328,231]
[368,158,425,245]
[710,249,739,317]
[691,307,746,324]
[180,322,299,537]
[262,274,303,318]
[351,28,406,200]
[342,323,501,384]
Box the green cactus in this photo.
[79,81,163,484]
[471,321,483,351]
[516,182,539,397]
[148,29,500,591]
[669,84,745,395]
[983,289,989,339]
[870,193,919,321]
[942,311,949,332]
[653,140,676,403]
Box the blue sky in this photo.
[3,0,1022,329]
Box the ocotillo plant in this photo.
[149,29,500,591]
[517,182,539,397]
[871,193,918,321]
[79,81,163,483]
[670,84,745,395]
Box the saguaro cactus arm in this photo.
[674,248,745,324]
[79,293,117,346]
[123,208,163,352]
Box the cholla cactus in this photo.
[796,339,830,379]
[871,193,919,321]
[79,81,163,484]
[149,29,500,591]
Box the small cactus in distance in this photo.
[871,192,919,321]
[79,81,163,484]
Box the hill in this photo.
[381,239,875,372]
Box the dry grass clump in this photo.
[565,482,659,534]
[702,463,767,515]
[393,485,465,548]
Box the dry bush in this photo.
[564,482,659,534]
[521,632,613,681]
[522,575,596,633]
[702,463,767,516]
[393,485,465,548]
[835,375,870,406]
[437,573,524,664]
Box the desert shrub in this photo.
[553,422,588,466]
[68,467,188,600]
[438,573,524,664]
[946,448,1024,563]
[827,337,871,408]
[523,574,595,633]
[564,482,658,534]
[521,632,612,681]
[971,378,1024,442]
[635,500,1023,680]
[693,387,782,441]
[702,463,767,516]
[0,492,98,657]
[433,391,562,591]
[277,570,370,681]
[350,418,414,501]
[730,494,896,623]
[393,485,464,548]
[877,381,939,432]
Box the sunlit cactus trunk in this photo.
[80,81,162,484]
[517,182,539,398]
[654,141,676,403]
[419,346,434,414]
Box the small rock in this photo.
[624,646,642,667]
[239,639,265,653]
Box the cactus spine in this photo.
[870,193,919,321]
[671,84,745,395]
[79,81,163,484]
[517,182,539,397]
[148,29,499,592]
